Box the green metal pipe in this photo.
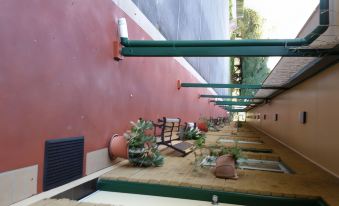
[181,83,283,90]
[121,37,306,47]
[120,0,329,50]
[201,94,254,98]
[200,94,267,99]
[304,0,329,43]
[222,106,248,111]
[121,46,332,57]
[215,101,261,106]
[210,99,261,103]
[223,109,247,113]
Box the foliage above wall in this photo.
[230,8,271,96]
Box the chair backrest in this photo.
[185,122,196,130]
[158,117,181,142]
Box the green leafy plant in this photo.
[208,142,245,162]
[189,128,207,170]
[219,146,244,162]
[183,127,205,140]
[124,120,164,167]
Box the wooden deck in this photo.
[100,125,339,206]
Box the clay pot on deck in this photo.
[212,155,238,179]
[230,121,237,128]
[197,121,208,132]
[109,134,128,160]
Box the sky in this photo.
[244,0,319,69]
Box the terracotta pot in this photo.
[212,155,238,179]
[230,121,237,128]
[197,121,208,132]
[109,134,128,160]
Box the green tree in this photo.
[231,8,270,96]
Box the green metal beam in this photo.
[210,99,261,102]
[181,83,283,90]
[120,0,328,49]
[120,0,329,48]
[121,46,334,57]
[225,109,247,113]
[119,0,330,57]
[222,106,247,113]
[121,38,308,47]
[215,101,261,106]
[200,94,267,99]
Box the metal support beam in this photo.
[210,99,261,103]
[200,94,267,99]
[180,82,283,90]
[121,46,335,57]
[118,0,330,57]
[120,0,328,48]
[215,101,262,106]
[222,106,248,110]
[223,109,247,113]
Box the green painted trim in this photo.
[211,99,261,102]
[215,101,260,106]
[200,95,266,99]
[121,37,306,47]
[241,148,273,153]
[121,0,329,49]
[221,106,248,113]
[121,46,332,57]
[97,179,328,206]
[181,83,282,89]
[226,110,247,112]
[120,0,329,57]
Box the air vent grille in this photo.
[43,137,84,191]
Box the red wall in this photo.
[0,0,226,192]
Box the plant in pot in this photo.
[197,117,209,132]
[190,129,207,171]
[183,127,205,140]
[210,143,244,179]
[124,120,164,167]
[109,134,128,160]
[218,142,244,163]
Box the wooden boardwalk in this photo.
[101,125,339,206]
[30,125,339,205]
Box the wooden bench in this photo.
[153,117,193,156]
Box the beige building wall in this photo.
[247,62,339,178]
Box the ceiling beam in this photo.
[200,94,267,99]
[179,82,283,89]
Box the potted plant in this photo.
[211,143,244,179]
[124,120,164,167]
[197,117,209,132]
[109,134,128,160]
[183,127,205,140]
[189,128,207,171]
[214,143,243,179]
[218,143,244,163]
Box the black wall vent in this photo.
[43,136,84,191]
